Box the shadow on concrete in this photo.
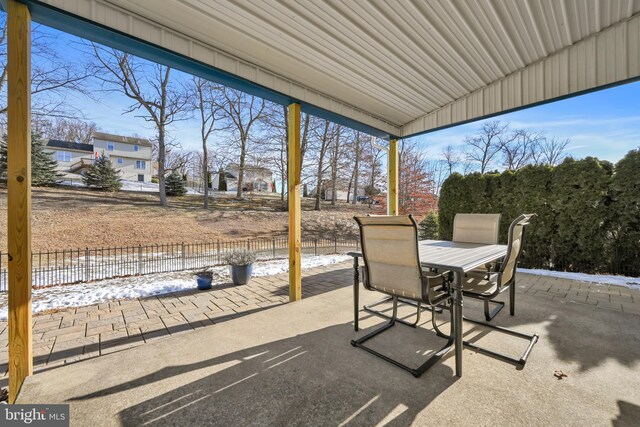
[69,322,456,426]
[612,400,640,427]
[354,276,640,373]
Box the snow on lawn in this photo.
[0,255,351,320]
[519,268,640,288]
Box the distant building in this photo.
[310,179,365,201]
[45,132,153,182]
[92,132,152,182]
[212,164,273,192]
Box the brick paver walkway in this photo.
[1,262,639,387]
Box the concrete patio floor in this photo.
[13,264,640,426]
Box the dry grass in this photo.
[0,186,377,251]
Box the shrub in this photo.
[437,153,634,275]
[223,249,257,266]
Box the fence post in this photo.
[272,238,276,258]
[314,238,318,256]
[138,245,143,275]
[181,242,186,270]
[217,240,221,264]
[84,248,90,281]
[334,235,338,254]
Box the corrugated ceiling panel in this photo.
[401,13,640,137]
[27,0,640,139]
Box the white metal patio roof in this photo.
[20,0,640,139]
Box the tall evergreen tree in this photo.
[0,132,62,186]
[165,170,187,196]
[83,153,122,192]
[418,211,439,240]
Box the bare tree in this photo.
[217,87,265,198]
[464,121,512,174]
[351,131,362,204]
[535,136,570,166]
[0,18,93,124]
[34,117,97,144]
[313,120,331,211]
[91,45,188,206]
[442,144,462,175]
[329,124,344,206]
[502,129,545,171]
[190,77,224,208]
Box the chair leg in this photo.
[509,283,515,316]
[352,296,453,378]
[461,316,538,367]
[483,298,505,321]
[438,298,539,368]
[364,296,428,328]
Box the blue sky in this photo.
[412,82,640,164]
[23,19,640,165]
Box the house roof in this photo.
[46,139,93,153]
[92,132,152,147]
[19,0,640,140]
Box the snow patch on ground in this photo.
[0,255,351,320]
[519,268,640,288]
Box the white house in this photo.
[212,164,273,192]
[45,139,94,173]
[45,132,153,182]
[310,179,366,202]
[92,132,153,182]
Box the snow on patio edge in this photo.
[0,255,352,321]
[519,268,640,289]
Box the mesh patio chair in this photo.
[460,213,539,366]
[351,215,453,377]
[452,213,501,244]
[452,213,503,319]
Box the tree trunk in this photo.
[330,126,341,206]
[282,105,287,202]
[352,133,360,204]
[314,121,330,211]
[237,135,246,198]
[346,167,354,202]
[158,125,167,207]
[202,146,209,209]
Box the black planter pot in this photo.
[230,264,253,285]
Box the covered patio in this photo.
[15,263,640,425]
[2,0,640,422]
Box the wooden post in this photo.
[288,103,302,301]
[7,0,32,403]
[388,139,398,215]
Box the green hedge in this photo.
[438,151,639,276]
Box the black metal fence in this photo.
[0,236,359,291]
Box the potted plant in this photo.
[195,270,214,290]
[223,249,257,285]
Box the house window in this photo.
[134,145,139,152]
[117,158,123,164]
[56,151,72,162]
[135,160,146,170]
[107,142,115,151]
[138,174,144,182]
